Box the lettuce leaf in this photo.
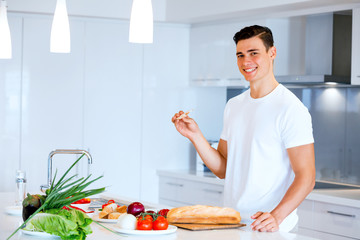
[23,208,92,240]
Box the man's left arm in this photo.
[251,143,316,232]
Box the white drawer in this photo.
[159,176,185,202]
[159,176,224,207]
[189,181,224,206]
[312,201,360,239]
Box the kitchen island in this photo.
[0,192,318,240]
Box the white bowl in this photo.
[70,203,90,212]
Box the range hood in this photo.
[277,11,352,85]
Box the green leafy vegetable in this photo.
[23,208,93,240]
[7,154,105,240]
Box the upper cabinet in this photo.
[189,20,267,87]
[352,8,360,85]
[189,8,360,86]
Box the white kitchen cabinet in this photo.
[352,8,360,85]
[140,23,192,204]
[158,171,224,207]
[189,20,265,86]
[298,199,360,239]
[82,19,143,199]
[20,16,85,191]
[0,15,22,192]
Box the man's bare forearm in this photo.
[271,171,315,224]
[189,133,227,178]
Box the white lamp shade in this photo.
[129,0,153,43]
[50,0,70,53]
[0,1,12,59]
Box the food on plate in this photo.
[137,218,153,230]
[117,205,127,213]
[135,212,169,231]
[108,212,123,219]
[167,205,241,224]
[23,208,92,239]
[127,202,145,217]
[7,154,105,240]
[116,213,137,230]
[70,199,91,212]
[152,215,169,230]
[99,203,118,218]
[98,200,127,219]
[101,199,115,209]
[157,209,170,218]
[72,198,91,204]
[145,210,156,215]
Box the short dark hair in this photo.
[233,25,274,51]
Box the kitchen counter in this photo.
[157,170,360,207]
[0,192,318,240]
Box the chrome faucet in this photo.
[40,149,93,193]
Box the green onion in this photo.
[7,154,105,240]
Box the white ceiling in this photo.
[7,0,360,24]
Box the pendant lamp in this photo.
[129,0,153,43]
[50,0,70,53]
[0,0,12,59]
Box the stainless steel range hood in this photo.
[277,11,352,86]
[276,75,350,85]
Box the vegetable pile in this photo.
[116,201,170,231]
[7,154,105,240]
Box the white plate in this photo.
[20,229,61,238]
[92,213,118,223]
[5,206,22,216]
[70,203,90,212]
[112,225,177,235]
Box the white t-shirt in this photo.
[220,84,314,232]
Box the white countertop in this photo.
[1,192,319,240]
[158,170,360,208]
[157,169,224,185]
[307,189,360,208]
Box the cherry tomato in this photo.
[158,209,170,218]
[137,219,153,230]
[152,216,168,230]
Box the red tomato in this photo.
[72,198,91,204]
[157,209,170,218]
[138,214,153,221]
[137,219,153,230]
[152,216,168,230]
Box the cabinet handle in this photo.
[327,211,356,218]
[202,189,222,194]
[166,182,183,187]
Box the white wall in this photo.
[8,0,167,21]
[0,12,204,204]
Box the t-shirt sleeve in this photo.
[281,104,314,149]
[220,101,231,141]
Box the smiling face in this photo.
[236,36,276,84]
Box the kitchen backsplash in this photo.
[227,86,360,186]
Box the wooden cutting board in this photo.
[172,223,246,231]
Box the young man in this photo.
[171,25,315,232]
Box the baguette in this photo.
[167,205,241,224]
